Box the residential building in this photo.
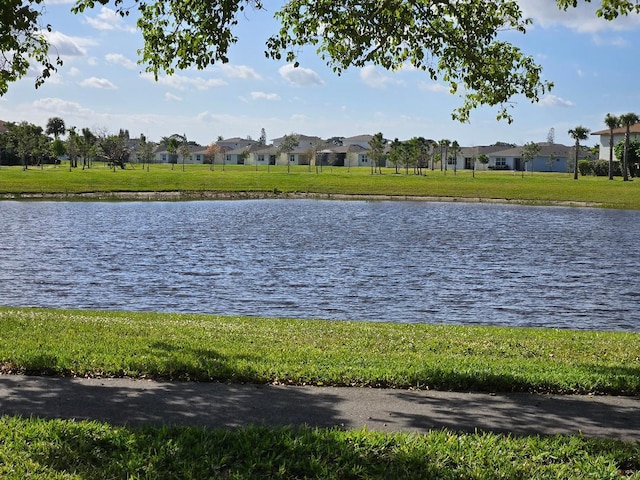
[591,123,640,161]
[457,145,510,171]
[485,142,585,172]
[343,134,374,149]
[216,137,257,151]
[154,144,207,164]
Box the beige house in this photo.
[591,123,640,160]
[154,144,207,164]
[271,134,324,166]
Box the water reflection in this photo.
[1,199,638,331]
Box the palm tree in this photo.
[439,139,450,173]
[449,140,460,175]
[619,113,640,182]
[368,132,385,175]
[45,117,65,139]
[604,113,620,180]
[568,126,590,180]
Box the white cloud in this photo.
[539,94,574,108]
[592,35,629,47]
[42,31,95,57]
[418,81,449,93]
[218,64,262,80]
[32,97,92,117]
[519,0,640,33]
[79,77,117,89]
[85,7,137,33]
[68,67,81,76]
[105,53,137,70]
[279,64,324,87]
[250,91,280,101]
[141,72,227,90]
[164,92,182,102]
[359,65,400,89]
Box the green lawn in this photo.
[1,163,640,209]
[1,307,639,478]
[2,308,638,395]
[1,418,638,479]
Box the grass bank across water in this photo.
[1,164,640,209]
[1,308,638,395]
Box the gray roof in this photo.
[489,143,573,158]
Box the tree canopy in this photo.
[2,0,639,121]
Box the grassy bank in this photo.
[1,417,638,479]
[1,164,640,209]
[2,308,638,395]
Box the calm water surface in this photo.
[1,199,638,331]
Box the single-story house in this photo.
[316,144,370,167]
[457,145,511,171]
[154,144,208,164]
[244,145,279,166]
[486,142,584,172]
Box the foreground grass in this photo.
[1,164,640,209]
[1,417,639,479]
[2,308,638,395]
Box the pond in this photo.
[1,199,638,331]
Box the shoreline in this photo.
[0,190,606,208]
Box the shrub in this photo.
[578,160,592,176]
[591,160,622,177]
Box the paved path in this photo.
[1,375,639,441]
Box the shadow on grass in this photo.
[8,422,473,478]
[8,417,640,478]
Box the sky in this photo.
[1,0,639,147]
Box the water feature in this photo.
[1,199,638,331]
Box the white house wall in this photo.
[597,132,640,160]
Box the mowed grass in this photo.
[2,308,639,395]
[1,417,639,479]
[1,163,640,209]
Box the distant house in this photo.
[591,123,640,161]
[486,142,581,172]
[343,134,374,149]
[272,134,323,150]
[457,145,511,171]
[154,144,207,164]
[272,134,324,166]
[317,144,370,167]
[216,137,257,151]
[246,145,279,166]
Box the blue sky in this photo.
[1,0,639,147]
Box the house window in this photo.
[495,157,506,167]
[162,154,167,162]
[195,154,201,162]
[289,154,296,163]
[361,155,368,163]
[258,154,265,163]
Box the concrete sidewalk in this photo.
[1,375,639,441]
